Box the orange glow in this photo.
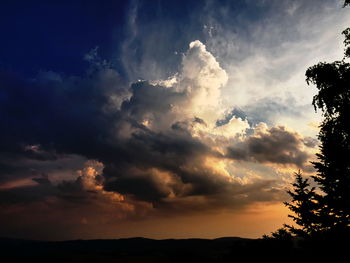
[60,202,292,240]
[0,178,37,190]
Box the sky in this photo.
[0,0,349,240]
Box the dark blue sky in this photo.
[0,0,204,78]
[0,0,267,79]
[0,0,130,76]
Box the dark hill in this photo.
[0,236,324,262]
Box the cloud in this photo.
[0,35,314,239]
[303,136,319,148]
[202,0,350,138]
[226,124,312,169]
[179,40,228,113]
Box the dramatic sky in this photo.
[1,0,349,240]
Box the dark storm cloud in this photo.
[0,56,305,219]
[102,126,214,202]
[0,60,129,171]
[0,0,326,215]
[155,178,288,214]
[0,71,118,153]
[0,64,287,215]
[0,28,316,223]
[227,126,310,168]
[0,151,55,184]
[0,68,211,205]
[0,181,57,205]
[0,167,94,206]
[32,173,51,186]
[121,81,185,124]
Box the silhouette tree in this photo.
[284,172,320,238]
[276,2,350,243]
[263,227,293,241]
[305,25,350,236]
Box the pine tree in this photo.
[284,172,320,238]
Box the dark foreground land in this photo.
[0,236,344,262]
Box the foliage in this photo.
[305,27,350,234]
[263,227,293,241]
[284,172,321,237]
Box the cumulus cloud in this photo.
[227,124,312,169]
[177,40,228,116]
[0,38,312,231]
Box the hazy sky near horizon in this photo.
[0,0,349,240]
